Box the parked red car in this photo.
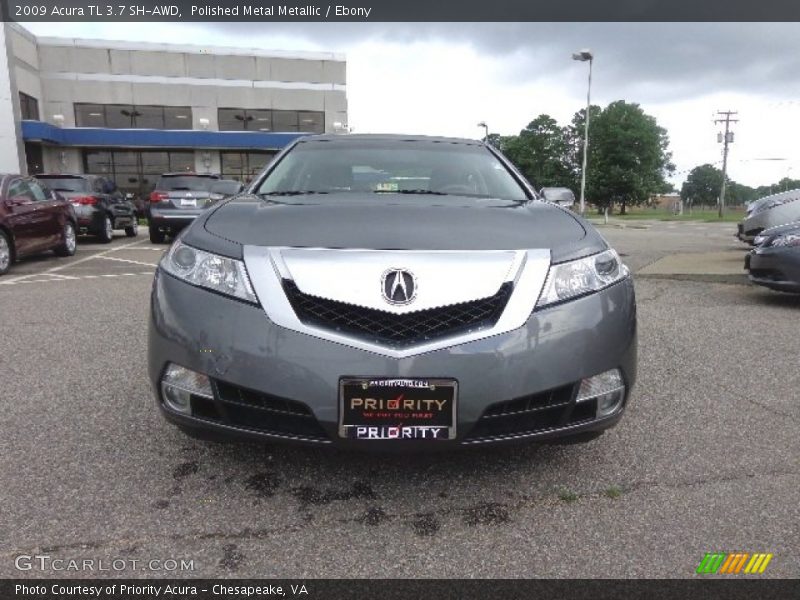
[0,174,78,276]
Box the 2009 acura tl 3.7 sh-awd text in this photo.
[148,135,637,449]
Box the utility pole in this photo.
[714,110,738,218]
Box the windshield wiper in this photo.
[258,190,330,196]
[373,189,448,195]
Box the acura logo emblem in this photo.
[381,269,417,305]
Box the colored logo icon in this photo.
[696,552,773,574]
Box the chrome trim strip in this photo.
[277,247,521,314]
[243,246,551,359]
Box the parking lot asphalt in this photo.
[1,222,798,579]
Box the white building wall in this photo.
[0,25,24,174]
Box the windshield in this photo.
[156,175,218,192]
[255,140,530,201]
[38,177,90,193]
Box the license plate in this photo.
[339,377,457,440]
[180,198,197,207]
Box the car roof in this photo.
[295,133,486,145]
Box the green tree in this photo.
[681,164,724,208]
[501,115,575,190]
[578,101,674,214]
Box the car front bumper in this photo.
[747,247,800,293]
[148,270,637,448]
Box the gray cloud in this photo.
[200,22,800,102]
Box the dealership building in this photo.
[0,22,347,195]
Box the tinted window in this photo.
[256,140,530,201]
[27,180,49,202]
[7,179,34,202]
[37,177,90,193]
[164,107,192,129]
[19,92,40,120]
[75,104,106,128]
[155,175,219,191]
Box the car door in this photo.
[29,178,65,247]
[3,178,48,256]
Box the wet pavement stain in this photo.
[219,543,245,571]
[411,513,440,537]
[173,461,199,479]
[358,506,390,526]
[245,472,281,499]
[292,481,377,508]
[462,503,511,526]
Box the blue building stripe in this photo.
[21,120,305,150]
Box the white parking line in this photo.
[97,255,159,268]
[5,271,154,285]
[1,238,149,285]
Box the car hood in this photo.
[760,221,800,238]
[201,194,594,255]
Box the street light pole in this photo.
[477,121,489,143]
[572,49,593,217]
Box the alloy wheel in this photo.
[0,235,9,271]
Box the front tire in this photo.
[97,215,113,243]
[54,222,77,257]
[125,218,139,237]
[149,226,165,244]
[0,230,12,275]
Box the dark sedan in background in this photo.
[148,134,637,450]
[36,174,138,242]
[148,173,241,243]
[0,174,77,275]
[746,221,800,293]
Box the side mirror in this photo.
[210,179,245,198]
[541,187,576,208]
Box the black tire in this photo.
[54,222,77,257]
[149,226,166,244]
[125,218,139,238]
[0,230,12,275]
[97,214,113,243]
[175,424,231,443]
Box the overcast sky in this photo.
[22,21,800,188]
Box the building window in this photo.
[220,151,275,183]
[19,92,40,121]
[217,108,324,133]
[74,104,192,129]
[83,149,199,198]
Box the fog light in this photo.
[577,368,625,418]
[160,364,213,414]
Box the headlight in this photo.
[770,233,800,248]
[536,248,629,308]
[753,234,767,246]
[161,240,258,303]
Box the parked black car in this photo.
[745,221,800,293]
[36,174,138,243]
[148,173,225,243]
[0,174,77,275]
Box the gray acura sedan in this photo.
[148,135,637,449]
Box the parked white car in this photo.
[737,189,800,244]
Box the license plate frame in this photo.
[338,377,457,441]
